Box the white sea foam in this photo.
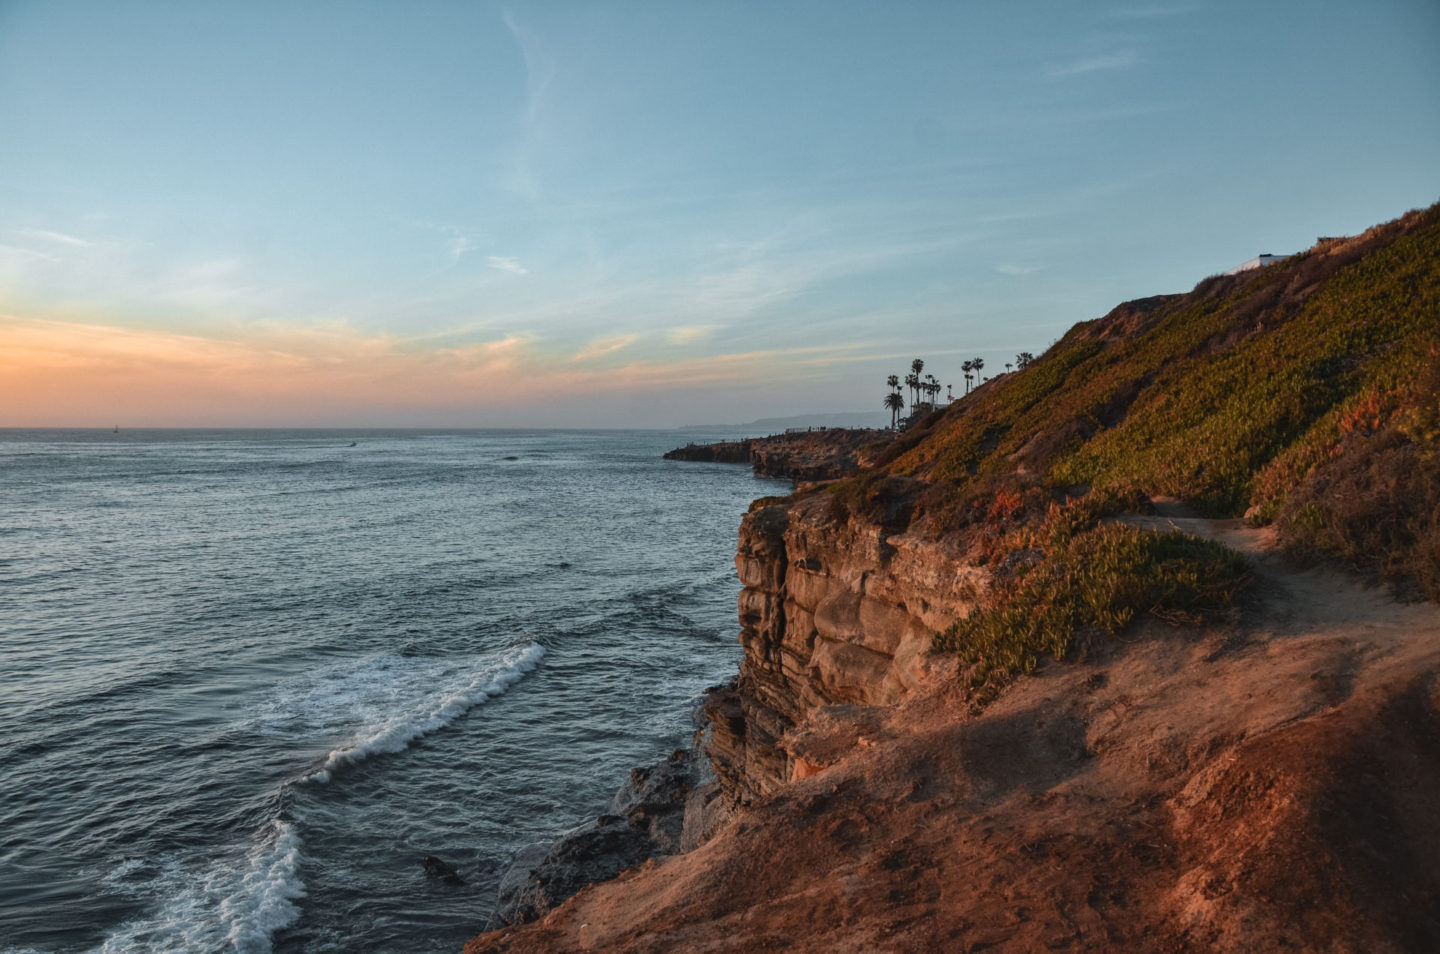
[294,641,546,784]
[93,820,304,954]
[72,646,546,953]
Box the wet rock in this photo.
[422,855,466,886]
[485,748,709,929]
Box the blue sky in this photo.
[1,0,1437,426]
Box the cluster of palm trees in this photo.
[883,359,946,428]
[882,353,1039,428]
[960,357,985,395]
[883,377,906,428]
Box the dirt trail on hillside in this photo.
[468,519,1440,954]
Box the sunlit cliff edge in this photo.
[466,203,1440,953]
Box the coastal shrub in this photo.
[1277,428,1440,601]
[822,471,921,530]
[1052,208,1440,513]
[935,524,1250,708]
[912,473,1051,540]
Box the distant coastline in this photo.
[680,411,891,431]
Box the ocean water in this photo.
[0,428,779,954]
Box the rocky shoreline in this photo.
[468,493,1440,954]
[481,426,900,928]
[663,428,892,482]
[484,706,727,929]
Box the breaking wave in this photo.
[293,641,547,784]
[94,820,304,954]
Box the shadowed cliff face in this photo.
[664,429,893,482]
[706,495,988,804]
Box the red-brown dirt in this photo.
[466,521,1440,953]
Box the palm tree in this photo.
[905,372,919,407]
[946,384,953,402]
[887,373,900,395]
[1016,351,1036,370]
[883,392,905,428]
[910,359,924,405]
[972,357,985,383]
[924,374,939,406]
[961,359,974,394]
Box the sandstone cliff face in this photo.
[482,484,981,927]
[705,495,988,805]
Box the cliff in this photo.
[469,517,1440,953]
[705,493,986,804]
[664,428,893,481]
[469,203,1440,951]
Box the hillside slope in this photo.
[876,202,1439,596]
[467,204,1440,952]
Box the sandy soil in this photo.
[466,517,1440,953]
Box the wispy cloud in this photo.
[449,234,478,264]
[486,255,530,276]
[0,223,276,319]
[0,243,61,264]
[0,312,873,426]
[993,263,1045,276]
[572,333,639,361]
[1046,51,1141,78]
[667,325,716,346]
[14,228,90,248]
[140,258,266,312]
[501,10,556,200]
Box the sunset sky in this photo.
[2,0,1437,427]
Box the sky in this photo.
[1,0,1437,428]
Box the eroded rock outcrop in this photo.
[486,747,711,928]
[481,486,989,930]
[705,494,987,805]
[664,429,892,482]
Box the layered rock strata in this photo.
[704,494,988,805]
[483,489,987,927]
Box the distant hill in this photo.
[682,411,892,431]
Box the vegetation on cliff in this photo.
[764,201,1440,706]
[857,202,1440,600]
[935,498,1250,708]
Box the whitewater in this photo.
[0,428,776,953]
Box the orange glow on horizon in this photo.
[0,313,852,426]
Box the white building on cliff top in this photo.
[1225,252,1292,275]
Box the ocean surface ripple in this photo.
[0,428,776,953]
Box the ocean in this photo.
[0,428,779,953]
